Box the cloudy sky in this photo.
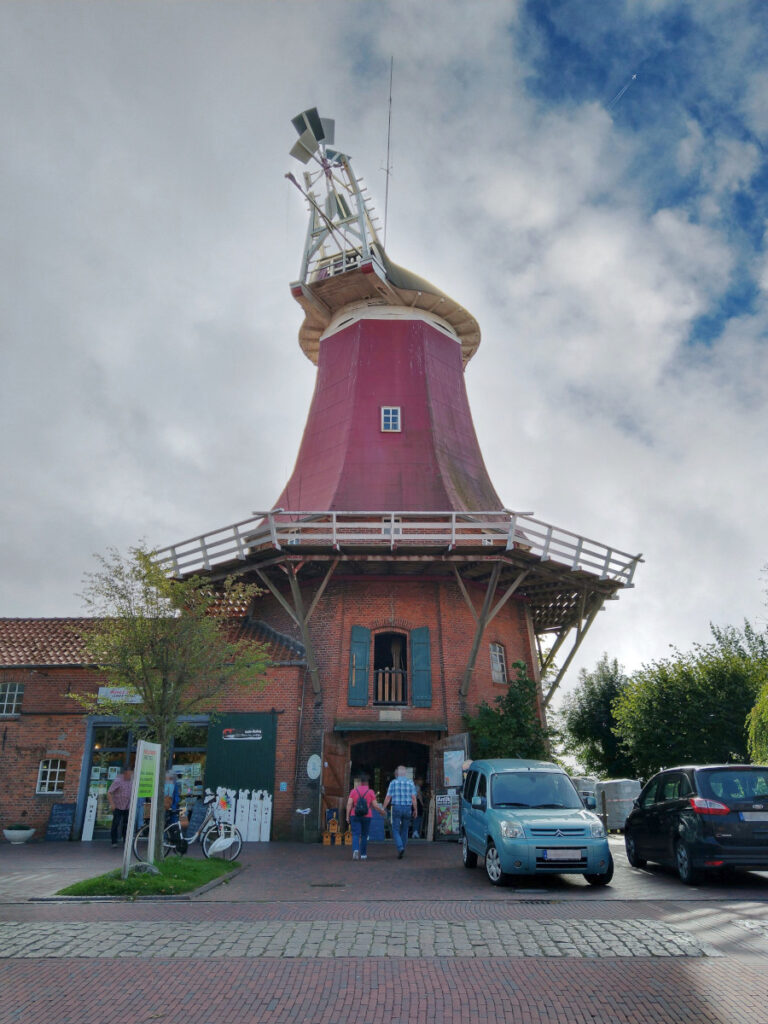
[2,1,767,700]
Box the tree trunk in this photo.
[152,739,168,862]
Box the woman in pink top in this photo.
[345,772,385,860]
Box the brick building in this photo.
[0,111,640,842]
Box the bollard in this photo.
[600,790,608,833]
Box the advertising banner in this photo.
[122,739,161,878]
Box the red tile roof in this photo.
[0,617,306,669]
[0,618,95,666]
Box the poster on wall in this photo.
[435,793,461,837]
[443,750,464,788]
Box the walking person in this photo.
[382,766,418,859]
[107,766,133,847]
[345,772,385,861]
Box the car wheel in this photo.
[675,840,702,886]
[585,852,614,886]
[484,841,508,886]
[462,833,478,869]
[625,831,647,869]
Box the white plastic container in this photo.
[594,779,641,830]
[571,776,597,800]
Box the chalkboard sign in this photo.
[45,803,76,841]
[185,800,208,839]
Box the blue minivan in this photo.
[461,759,614,886]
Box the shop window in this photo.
[374,632,408,705]
[36,759,67,794]
[0,681,23,716]
[490,642,507,684]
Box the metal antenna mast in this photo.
[383,57,394,249]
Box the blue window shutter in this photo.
[411,627,432,707]
[348,626,371,707]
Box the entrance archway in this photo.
[350,738,429,805]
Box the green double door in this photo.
[204,713,277,796]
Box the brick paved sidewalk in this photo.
[3,838,768,903]
[1,957,766,1024]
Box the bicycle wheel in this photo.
[202,822,242,861]
[133,824,150,862]
[133,823,177,862]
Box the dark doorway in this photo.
[350,738,429,804]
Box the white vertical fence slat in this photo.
[80,793,98,841]
[211,786,273,840]
[235,789,251,838]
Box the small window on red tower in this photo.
[381,406,401,432]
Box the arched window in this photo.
[373,631,408,705]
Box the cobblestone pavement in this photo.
[0,916,718,959]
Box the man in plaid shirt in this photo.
[382,766,418,859]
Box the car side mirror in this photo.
[632,798,640,808]
[583,795,596,810]
[471,796,486,811]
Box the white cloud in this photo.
[1,1,766,712]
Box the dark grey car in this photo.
[624,764,768,884]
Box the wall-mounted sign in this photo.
[222,728,262,741]
[97,686,142,704]
[307,754,321,780]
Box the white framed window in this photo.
[381,406,401,432]
[0,682,23,716]
[36,759,67,795]
[489,642,507,684]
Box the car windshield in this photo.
[697,768,768,803]
[490,771,583,810]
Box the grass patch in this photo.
[57,856,240,897]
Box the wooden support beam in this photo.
[542,597,605,709]
[451,565,479,624]
[460,560,502,697]
[285,564,322,696]
[253,569,300,626]
[305,558,339,623]
[254,566,325,696]
[486,570,529,626]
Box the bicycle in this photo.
[133,791,243,862]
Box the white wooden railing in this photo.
[153,510,642,588]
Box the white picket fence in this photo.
[215,786,272,842]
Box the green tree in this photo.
[612,645,765,779]
[558,654,634,777]
[464,661,549,760]
[73,546,270,860]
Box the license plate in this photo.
[740,812,768,821]
[542,848,582,861]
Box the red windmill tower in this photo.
[157,110,641,838]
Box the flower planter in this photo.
[3,828,35,845]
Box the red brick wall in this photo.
[251,574,535,735]
[0,668,93,834]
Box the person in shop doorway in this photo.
[411,777,425,839]
[382,766,418,859]
[164,771,181,825]
[107,767,133,847]
[345,772,385,861]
